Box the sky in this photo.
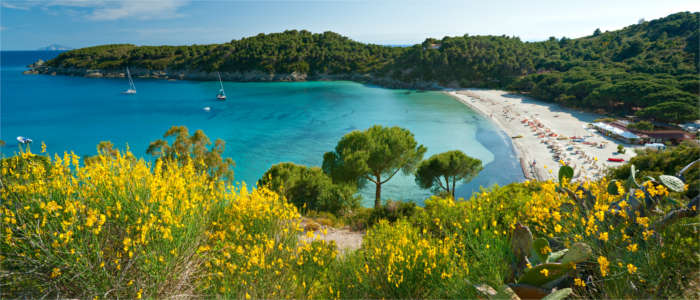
[1,0,699,50]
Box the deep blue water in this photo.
[1,50,524,205]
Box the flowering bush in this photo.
[2,146,697,299]
[0,147,334,298]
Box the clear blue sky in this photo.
[1,0,699,50]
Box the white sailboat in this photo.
[16,136,33,144]
[122,67,137,94]
[216,72,226,100]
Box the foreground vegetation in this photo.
[608,141,700,199]
[44,12,699,123]
[2,140,698,298]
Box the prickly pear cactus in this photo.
[559,242,592,264]
[558,165,574,184]
[659,175,685,192]
[518,263,571,286]
[512,223,533,268]
[541,288,573,300]
[607,180,620,195]
[546,249,568,263]
[532,238,550,263]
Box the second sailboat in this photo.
[216,72,226,100]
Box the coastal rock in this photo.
[22,70,39,75]
[27,59,45,68]
[25,65,444,91]
[85,72,103,78]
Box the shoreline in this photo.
[23,63,443,90]
[445,91,540,181]
[445,89,638,182]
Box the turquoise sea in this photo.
[1,51,524,205]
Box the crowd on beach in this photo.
[448,90,636,183]
[500,105,609,182]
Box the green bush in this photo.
[258,162,359,215]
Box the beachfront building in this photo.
[593,121,697,145]
[592,122,641,144]
[637,130,697,144]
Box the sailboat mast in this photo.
[127,67,135,89]
[218,72,225,95]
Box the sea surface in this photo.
[1,51,524,206]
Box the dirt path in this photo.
[299,219,364,253]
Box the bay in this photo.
[1,51,524,205]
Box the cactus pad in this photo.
[559,242,592,264]
[659,175,685,193]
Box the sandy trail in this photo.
[300,219,363,254]
[447,89,638,182]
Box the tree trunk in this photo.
[374,174,382,208]
[444,175,451,196]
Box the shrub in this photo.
[368,200,418,225]
[345,207,373,231]
[0,147,336,299]
[1,148,227,298]
[627,120,654,131]
[326,220,474,299]
[258,162,359,216]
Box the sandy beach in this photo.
[446,89,638,182]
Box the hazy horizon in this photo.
[1,0,699,50]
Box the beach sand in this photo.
[446,89,638,182]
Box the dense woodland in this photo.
[46,12,699,123]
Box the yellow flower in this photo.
[554,224,562,233]
[540,245,552,255]
[627,263,637,274]
[597,256,609,277]
[598,232,609,242]
[136,289,143,299]
[626,243,638,252]
[245,292,251,299]
[50,267,61,278]
[637,217,650,228]
[574,278,586,287]
[540,268,549,277]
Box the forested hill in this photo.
[43,12,699,123]
[46,31,403,76]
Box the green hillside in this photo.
[45,12,699,123]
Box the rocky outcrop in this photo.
[23,59,442,90]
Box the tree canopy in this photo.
[415,150,483,198]
[322,125,426,208]
[257,162,358,215]
[146,126,235,181]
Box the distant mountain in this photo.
[37,44,73,51]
